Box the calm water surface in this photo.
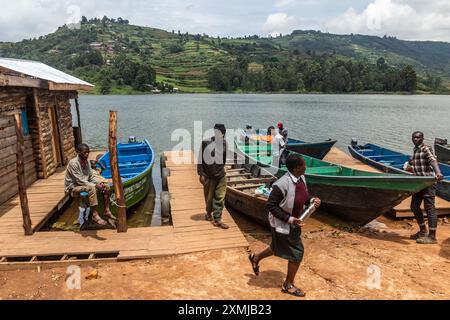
[75,94,450,154]
[52,94,449,230]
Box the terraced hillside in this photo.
[1,17,450,93]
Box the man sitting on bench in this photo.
[65,144,116,226]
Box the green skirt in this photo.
[270,225,304,263]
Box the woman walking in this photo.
[248,154,321,297]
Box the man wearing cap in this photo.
[272,127,287,168]
[197,124,230,229]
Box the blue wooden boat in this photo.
[349,141,450,201]
[245,129,337,160]
[96,139,155,214]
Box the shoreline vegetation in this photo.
[80,89,450,96]
[1,16,450,95]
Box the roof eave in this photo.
[0,74,94,91]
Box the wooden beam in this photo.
[75,98,82,143]
[0,74,48,89]
[14,113,33,236]
[109,111,127,233]
[48,82,93,92]
[33,88,48,179]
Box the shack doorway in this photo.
[48,105,64,168]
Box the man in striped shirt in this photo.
[410,131,444,244]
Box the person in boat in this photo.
[277,122,284,132]
[248,154,321,297]
[272,128,288,168]
[64,144,116,226]
[198,124,230,230]
[410,131,444,244]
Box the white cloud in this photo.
[0,0,229,42]
[326,0,450,41]
[274,0,315,8]
[2,0,450,42]
[262,13,299,36]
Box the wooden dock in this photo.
[0,168,70,235]
[0,150,248,268]
[323,148,450,218]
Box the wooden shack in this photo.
[0,57,93,205]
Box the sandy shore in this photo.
[1,210,449,300]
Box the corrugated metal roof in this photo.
[0,57,93,87]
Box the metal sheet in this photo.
[0,57,93,87]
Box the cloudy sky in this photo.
[1,0,450,42]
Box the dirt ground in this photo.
[0,211,449,300]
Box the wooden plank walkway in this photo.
[0,168,70,235]
[0,150,248,266]
[118,151,248,260]
[323,148,450,218]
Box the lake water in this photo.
[51,94,449,230]
[75,94,450,154]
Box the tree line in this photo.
[207,56,419,93]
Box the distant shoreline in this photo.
[80,91,450,96]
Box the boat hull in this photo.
[287,139,337,160]
[226,174,408,227]
[435,139,450,164]
[106,167,153,215]
[234,141,435,226]
[96,139,155,215]
[349,143,450,201]
[226,186,270,228]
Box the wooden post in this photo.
[109,111,127,233]
[75,98,82,143]
[14,113,33,236]
[33,88,48,179]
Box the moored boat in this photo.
[234,139,436,226]
[96,139,155,214]
[244,129,337,160]
[226,172,275,228]
[435,138,450,165]
[348,141,450,201]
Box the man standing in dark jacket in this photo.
[198,124,229,229]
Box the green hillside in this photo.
[1,17,449,93]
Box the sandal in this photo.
[248,253,260,276]
[92,215,107,226]
[282,283,306,297]
[105,212,117,221]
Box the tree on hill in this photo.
[400,65,417,92]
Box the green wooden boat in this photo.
[96,139,155,215]
[235,140,436,225]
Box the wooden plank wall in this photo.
[0,87,37,204]
[0,87,77,205]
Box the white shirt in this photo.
[272,133,286,156]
